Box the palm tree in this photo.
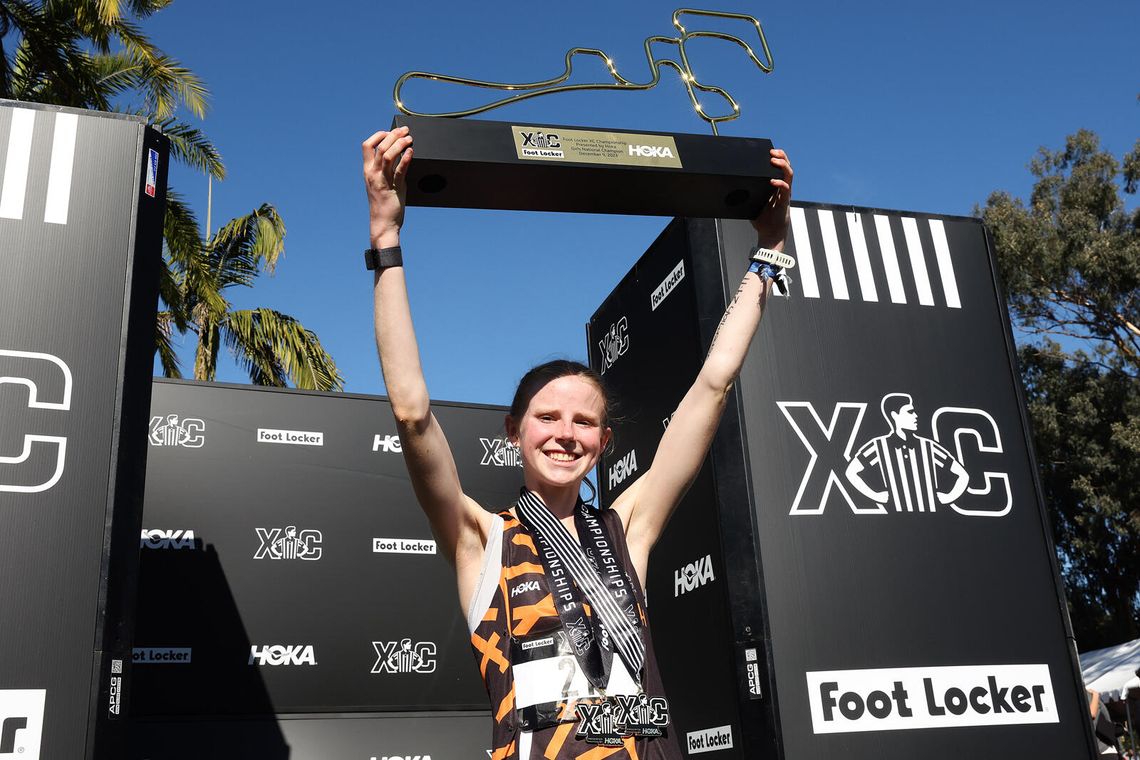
[1,0,222,177]
[2,0,342,389]
[159,200,344,390]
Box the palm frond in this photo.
[123,44,207,119]
[8,20,109,109]
[162,188,201,268]
[152,117,224,179]
[124,0,173,17]
[155,309,182,378]
[222,308,345,391]
[163,189,230,330]
[38,2,207,118]
[95,0,121,24]
[207,204,287,288]
[87,50,139,99]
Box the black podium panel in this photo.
[133,380,522,716]
[589,206,1097,759]
[127,711,490,760]
[0,101,166,759]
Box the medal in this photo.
[574,698,626,746]
[574,694,671,744]
[613,692,670,737]
[516,491,673,740]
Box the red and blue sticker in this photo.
[145,148,159,197]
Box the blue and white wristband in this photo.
[748,246,794,296]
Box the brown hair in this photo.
[508,359,613,427]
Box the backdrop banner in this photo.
[588,204,1097,759]
[0,100,167,760]
[132,379,523,718]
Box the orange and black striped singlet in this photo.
[468,508,683,760]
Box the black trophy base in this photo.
[391,114,780,219]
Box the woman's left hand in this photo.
[751,148,793,250]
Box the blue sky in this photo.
[145,0,1138,406]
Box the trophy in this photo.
[391,9,781,219]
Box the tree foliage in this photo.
[1,0,222,177]
[982,128,1140,649]
[3,0,342,390]
[176,202,345,390]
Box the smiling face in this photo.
[506,374,612,496]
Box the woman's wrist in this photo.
[372,228,400,249]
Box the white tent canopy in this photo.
[1081,637,1140,701]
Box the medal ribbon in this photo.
[515,489,646,688]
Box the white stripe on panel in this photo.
[928,219,961,309]
[921,440,937,512]
[879,439,902,513]
[44,112,78,225]
[901,217,935,306]
[790,206,820,298]
[873,214,907,304]
[1,109,36,220]
[845,212,878,302]
[817,209,850,300]
[895,448,914,512]
[908,452,924,512]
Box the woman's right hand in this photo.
[362,126,413,249]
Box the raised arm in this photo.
[615,149,793,572]
[364,128,491,605]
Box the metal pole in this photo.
[206,174,213,239]
[1127,696,1137,757]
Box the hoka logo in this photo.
[373,434,402,453]
[248,644,317,666]
[674,554,715,597]
[608,449,638,489]
[140,528,196,550]
[628,144,674,158]
[511,580,541,597]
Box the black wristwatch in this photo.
[364,246,403,270]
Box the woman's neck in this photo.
[524,479,580,519]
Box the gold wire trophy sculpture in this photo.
[391,9,780,219]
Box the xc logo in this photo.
[778,395,1012,517]
[0,349,72,493]
[597,317,629,375]
[519,131,560,149]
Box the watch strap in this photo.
[364,246,403,270]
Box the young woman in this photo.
[364,125,792,760]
